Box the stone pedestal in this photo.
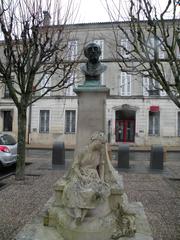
[74,84,109,150]
[15,194,153,240]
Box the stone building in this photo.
[0,21,180,147]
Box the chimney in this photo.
[43,11,51,26]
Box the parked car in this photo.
[0,133,17,168]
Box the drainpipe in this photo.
[27,102,32,144]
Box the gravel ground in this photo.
[0,152,179,240]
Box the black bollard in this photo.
[52,141,65,167]
[118,144,129,168]
[150,145,164,170]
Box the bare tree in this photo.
[105,0,180,108]
[0,0,80,180]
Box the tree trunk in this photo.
[15,106,27,180]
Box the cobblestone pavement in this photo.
[116,154,180,240]
[0,150,179,240]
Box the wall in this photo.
[29,98,77,146]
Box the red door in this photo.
[115,120,135,142]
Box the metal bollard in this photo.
[52,141,65,166]
[150,145,164,170]
[118,144,129,168]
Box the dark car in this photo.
[0,133,17,168]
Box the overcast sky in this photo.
[67,0,180,23]
[76,0,110,23]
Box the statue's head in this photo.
[84,42,101,64]
[90,131,106,144]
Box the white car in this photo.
[0,134,17,168]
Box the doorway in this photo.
[115,109,135,142]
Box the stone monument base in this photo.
[15,133,153,240]
[15,197,153,240]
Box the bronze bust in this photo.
[81,42,107,82]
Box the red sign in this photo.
[150,106,159,112]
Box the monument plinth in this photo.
[74,84,109,150]
[15,42,153,240]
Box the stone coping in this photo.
[74,85,110,94]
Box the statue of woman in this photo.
[49,132,136,238]
[62,132,111,224]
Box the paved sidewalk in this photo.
[0,150,179,240]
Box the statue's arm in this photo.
[72,152,86,181]
[99,160,105,181]
[72,157,82,178]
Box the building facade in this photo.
[0,22,180,146]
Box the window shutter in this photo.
[93,40,105,84]
[149,111,160,135]
[120,72,131,96]
[160,74,167,96]
[94,39,104,59]
[41,74,51,96]
[100,73,105,85]
[177,44,180,59]
[120,39,128,58]
[67,71,76,96]
[143,77,149,96]
[45,111,49,132]
[156,38,165,59]
[65,111,70,133]
[178,112,180,136]
[71,111,76,133]
[127,74,131,96]
[159,44,165,59]
[68,40,78,60]
[148,38,155,59]
[120,72,126,96]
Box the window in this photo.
[147,37,165,59]
[149,111,160,135]
[148,78,159,96]
[4,85,10,98]
[66,71,76,96]
[178,112,180,136]
[158,38,165,59]
[93,39,105,84]
[65,110,76,133]
[39,110,49,133]
[93,39,104,59]
[3,111,12,131]
[143,77,159,96]
[120,72,131,96]
[3,76,14,98]
[67,40,78,60]
[41,74,51,96]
